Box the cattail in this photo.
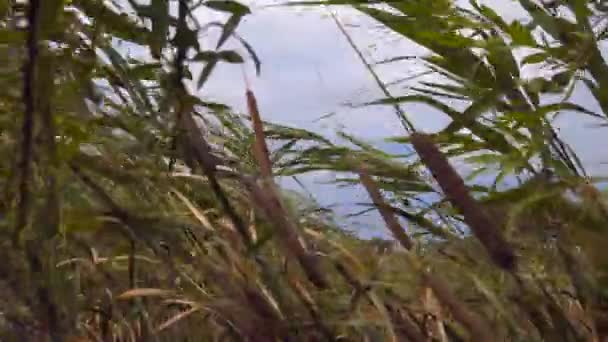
[358,166,413,250]
[411,133,516,271]
[247,180,328,289]
[243,88,328,288]
[247,89,273,178]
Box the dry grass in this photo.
[2,1,608,340]
[2,86,606,341]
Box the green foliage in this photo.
[2,0,608,340]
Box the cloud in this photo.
[197,6,450,137]
[192,1,608,238]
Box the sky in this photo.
[187,0,608,238]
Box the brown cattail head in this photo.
[246,89,273,178]
[410,133,516,271]
[243,88,327,288]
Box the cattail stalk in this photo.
[423,273,493,342]
[411,133,516,271]
[14,0,41,245]
[358,166,413,250]
[352,157,494,341]
[245,88,328,288]
[173,0,253,249]
[178,103,253,247]
[246,178,328,288]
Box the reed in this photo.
[411,133,516,271]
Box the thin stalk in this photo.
[244,176,329,288]
[245,86,329,288]
[549,127,587,177]
[350,164,493,341]
[357,165,413,250]
[292,175,319,205]
[330,12,416,133]
[174,0,253,247]
[14,0,41,245]
[129,239,136,289]
[410,133,516,271]
[585,46,608,115]
[11,2,64,337]
[24,240,64,342]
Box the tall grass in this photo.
[1,0,608,341]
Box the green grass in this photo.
[1,0,608,340]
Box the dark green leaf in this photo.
[233,34,262,75]
[216,14,242,49]
[204,0,251,15]
[74,0,153,45]
[217,50,244,63]
[192,50,243,64]
[470,1,508,31]
[508,21,536,46]
[128,63,162,80]
[539,102,602,119]
[522,52,549,65]
[173,25,200,52]
[192,51,219,62]
[150,0,170,58]
[197,60,217,89]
